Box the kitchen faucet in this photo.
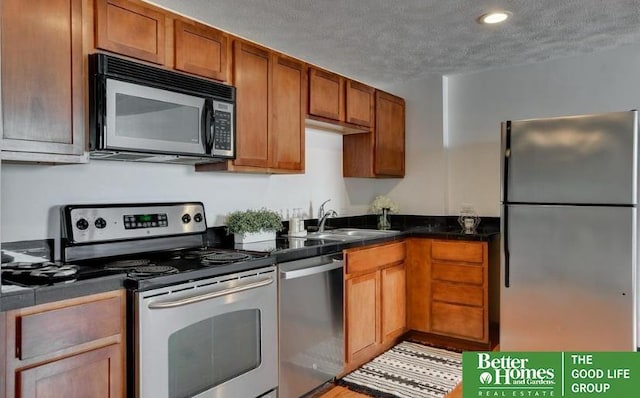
[317,199,337,232]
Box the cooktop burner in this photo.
[128,265,179,277]
[105,259,151,269]
[201,252,252,265]
[2,263,79,284]
[181,249,218,260]
[3,261,52,270]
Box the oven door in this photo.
[135,267,278,398]
[105,78,210,156]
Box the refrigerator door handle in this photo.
[504,205,510,288]
[502,121,512,288]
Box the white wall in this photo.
[445,43,640,216]
[0,129,381,245]
[380,75,446,215]
[2,116,445,249]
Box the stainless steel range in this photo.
[59,202,278,398]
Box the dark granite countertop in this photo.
[272,223,499,263]
[1,214,499,311]
[1,273,126,312]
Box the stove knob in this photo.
[182,214,191,224]
[76,218,89,231]
[194,213,203,223]
[95,217,107,229]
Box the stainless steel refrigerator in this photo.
[501,110,638,351]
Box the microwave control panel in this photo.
[212,101,234,157]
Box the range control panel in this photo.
[64,203,207,244]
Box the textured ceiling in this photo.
[150,0,640,86]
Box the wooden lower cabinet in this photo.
[17,345,121,398]
[344,242,406,372]
[406,238,494,344]
[381,263,406,342]
[345,271,380,364]
[3,290,126,398]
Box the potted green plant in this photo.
[226,208,283,244]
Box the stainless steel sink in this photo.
[330,228,399,237]
[298,228,399,241]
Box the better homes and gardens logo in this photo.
[463,352,640,397]
[469,352,559,396]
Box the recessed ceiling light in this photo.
[477,11,511,24]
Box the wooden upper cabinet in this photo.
[174,19,228,82]
[343,89,405,178]
[270,54,306,171]
[374,90,405,176]
[95,0,166,64]
[308,67,345,121]
[346,80,374,127]
[197,42,306,174]
[232,41,270,168]
[1,0,85,162]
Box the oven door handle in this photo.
[147,276,274,309]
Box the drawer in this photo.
[17,295,122,360]
[432,281,483,307]
[432,262,483,285]
[432,240,484,263]
[346,241,405,275]
[431,301,485,341]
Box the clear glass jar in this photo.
[377,208,391,230]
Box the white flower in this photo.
[370,195,399,214]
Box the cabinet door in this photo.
[406,238,431,332]
[1,0,84,158]
[346,80,374,127]
[17,344,123,398]
[345,271,380,364]
[270,54,306,171]
[174,19,228,82]
[374,90,405,176]
[308,67,344,121]
[95,0,166,64]
[381,263,406,343]
[232,41,270,168]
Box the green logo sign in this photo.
[463,352,640,397]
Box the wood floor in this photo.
[317,329,499,398]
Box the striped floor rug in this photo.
[338,341,462,398]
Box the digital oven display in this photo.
[124,213,168,229]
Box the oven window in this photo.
[168,309,261,398]
[115,93,200,144]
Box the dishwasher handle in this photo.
[280,258,344,280]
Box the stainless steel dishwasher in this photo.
[278,254,344,398]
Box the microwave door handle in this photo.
[208,103,216,154]
[148,276,274,309]
[202,99,214,154]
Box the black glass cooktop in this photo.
[1,248,274,291]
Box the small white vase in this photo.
[234,230,276,244]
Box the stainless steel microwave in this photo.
[89,53,235,164]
